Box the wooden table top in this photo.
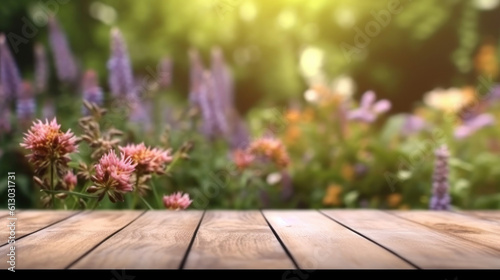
[1,209,500,269]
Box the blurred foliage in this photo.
[1,0,500,112]
[1,0,500,209]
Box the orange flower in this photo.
[474,42,498,78]
[387,193,402,208]
[285,109,301,123]
[248,137,290,168]
[301,108,315,122]
[322,184,342,206]
[341,164,354,182]
[284,125,301,145]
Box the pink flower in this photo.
[88,150,137,203]
[20,118,78,174]
[63,171,77,191]
[163,192,192,210]
[119,143,172,175]
[232,148,255,170]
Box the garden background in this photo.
[1,0,500,210]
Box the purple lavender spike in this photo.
[81,69,104,115]
[107,28,136,100]
[0,33,22,101]
[128,98,153,133]
[197,71,218,140]
[207,71,229,137]
[0,104,11,135]
[34,43,49,94]
[229,113,250,150]
[42,99,55,120]
[16,81,36,126]
[158,56,172,90]
[188,48,204,109]
[48,16,78,85]
[211,46,233,114]
[429,145,451,210]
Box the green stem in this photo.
[165,150,183,174]
[50,160,55,208]
[131,172,140,209]
[42,189,100,199]
[71,195,79,210]
[151,178,161,209]
[139,195,154,210]
[90,198,99,210]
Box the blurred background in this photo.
[1,0,499,113]
[2,0,500,210]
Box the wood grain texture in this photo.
[0,210,143,269]
[459,210,500,224]
[0,210,78,246]
[70,210,204,269]
[390,210,500,252]
[183,210,295,269]
[263,210,414,269]
[321,209,500,269]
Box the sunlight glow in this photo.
[89,2,117,25]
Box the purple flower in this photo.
[16,81,36,125]
[348,90,391,123]
[0,33,22,101]
[81,69,104,114]
[211,46,234,115]
[42,100,55,120]
[128,99,153,133]
[429,145,451,210]
[188,48,205,109]
[34,43,49,94]
[107,28,136,100]
[157,56,172,90]
[48,16,78,85]
[0,104,11,135]
[198,70,229,139]
[229,116,251,150]
[454,113,494,139]
[401,114,427,136]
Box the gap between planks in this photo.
[262,209,416,269]
[69,210,205,269]
[0,210,81,247]
[321,209,500,269]
[0,210,145,269]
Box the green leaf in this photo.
[343,191,359,208]
[448,157,473,172]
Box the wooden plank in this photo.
[70,210,204,269]
[0,210,79,246]
[458,211,500,224]
[0,210,143,269]
[390,210,500,252]
[321,209,500,269]
[183,210,295,269]
[263,210,414,269]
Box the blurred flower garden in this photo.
[1,0,500,210]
